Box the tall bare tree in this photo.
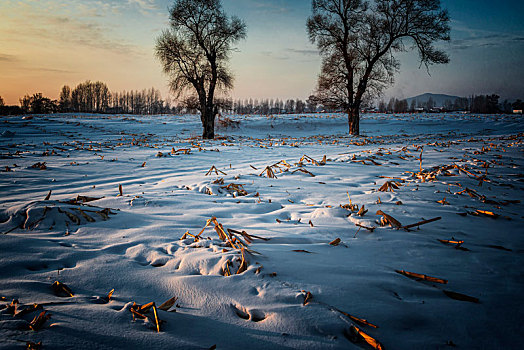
[307,0,450,135]
[156,0,246,139]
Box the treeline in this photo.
[179,96,317,115]
[376,94,523,114]
[231,98,315,114]
[0,81,175,115]
[1,88,523,116]
[59,81,174,114]
[377,96,470,113]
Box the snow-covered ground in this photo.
[1,112,523,349]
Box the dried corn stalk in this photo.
[378,181,401,192]
[302,291,313,305]
[205,165,227,176]
[376,210,402,228]
[236,248,248,274]
[259,166,277,178]
[52,281,74,297]
[357,205,368,217]
[329,238,341,246]
[395,270,448,284]
[299,155,319,166]
[158,296,178,311]
[335,308,378,328]
[402,217,441,229]
[346,325,384,350]
[29,311,50,331]
[291,168,315,177]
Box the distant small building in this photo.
[513,109,523,114]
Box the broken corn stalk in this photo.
[52,281,74,297]
[302,291,313,305]
[395,270,448,284]
[29,311,50,331]
[329,238,341,246]
[376,210,402,228]
[348,325,384,350]
[158,296,178,311]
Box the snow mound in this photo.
[0,199,117,233]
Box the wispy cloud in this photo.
[0,53,17,62]
[286,48,318,56]
[450,21,524,51]
[0,1,145,57]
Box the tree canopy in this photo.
[156,0,246,139]
[307,0,451,135]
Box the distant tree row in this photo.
[375,95,519,114]
[59,81,173,114]
[230,98,314,115]
[0,81,176,115]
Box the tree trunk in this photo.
[202,105,215,139]
[348,107,360,135]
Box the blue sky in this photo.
[0,0,523,104]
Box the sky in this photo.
[0,0,523,105]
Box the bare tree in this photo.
[155,0,246,139]
[307,0,450,135]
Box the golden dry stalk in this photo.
[152,304,161,332]
[347,325,384,350]
[26,341,42,350]
[205,165,227,176]
[29,311,50,331]
[223,260,232,276]
[438,239,464,245]
[292,168,315,177]
[259,166,277,178]
[236,248,248,274]
[329,238,341,246]
[52,281,74,297]
[158,296,178,311]
[302,291,313,305]
[395,270,448,284]
[376,210,402,228]
[437,198,449,205]
[357,205,368,217]
[378,181,401,192]
[336,308,378,328]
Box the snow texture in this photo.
[1,112,523,349]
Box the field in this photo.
[1,112,523,349]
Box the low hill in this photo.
[406,93,463,107]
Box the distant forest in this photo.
[0,81,522,115]
[376,94,522,114]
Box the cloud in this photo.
[0,1,144,57]
[260,51,289,60]
[128,0,159,11]
[450,33,524,51]
[450,21,524,51]
[286,48,318,56]
[0,53,17,62]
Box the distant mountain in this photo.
[406,93,463,107]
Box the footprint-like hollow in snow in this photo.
[231,304,266,322]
